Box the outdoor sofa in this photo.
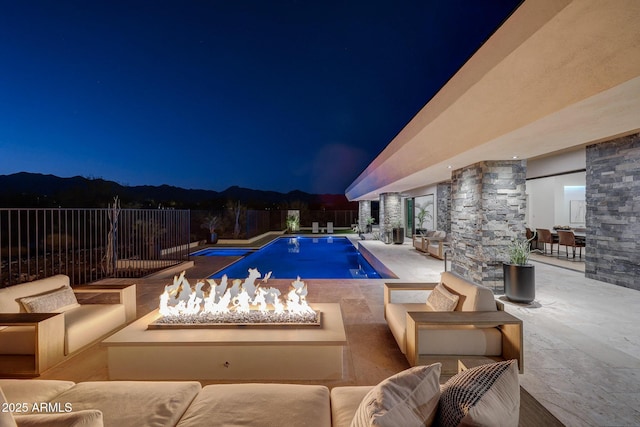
[0,275,136,377]
[412,230,449,259]
[0,359,524,427]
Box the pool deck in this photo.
[39,233,640,426]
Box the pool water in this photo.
[192,248,254,257]
[207,236,391,279]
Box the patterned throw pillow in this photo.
[426,283,459,311]
[351,363,441,427]
[437,359,520,427]
[19,285,80,313]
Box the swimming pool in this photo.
[208,236,391,279]
[192,248,255,257]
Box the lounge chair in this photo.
[312,222,319,233]
[326,222,334,234]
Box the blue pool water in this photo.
[192,248,254,257]
[208,236,391,279]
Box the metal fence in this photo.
[0,208,190,288]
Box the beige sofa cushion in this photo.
[417,327,502,355]
[177,383,331,427]
[0,385,18,427]
[0,275,70,313]
[64,304,125,354]
[331,386,374,427]
[386,301,501,356]
[439,272,497,312]
[14,410,103,427]
[50,381,201,427]
[0,380,75,410]
[385,303,431,354]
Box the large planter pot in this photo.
[210,232,218,244]
[503,263,535,303]
[392,227,405,244]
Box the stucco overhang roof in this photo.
[345,0,640,201]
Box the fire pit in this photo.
[148,269,320,329]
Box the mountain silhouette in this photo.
[0,172,355,210]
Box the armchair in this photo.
[384,272,523,374]
[0,275,136,377]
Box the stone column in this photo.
[586,132,640,290]
[379,193,402,243]
[450,160,527,289]
[437,181,452,233]
[358,200,371,233]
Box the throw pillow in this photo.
[19,285,80,313]
[426,283,459,311]
[437,359,520,427]
[0,386,18,427]
[15,410,104,427]
[351,363,441,427]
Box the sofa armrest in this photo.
[383,283,438,309]
[0,313,65,376]
[405,311,523,373]
[73,284,136,322]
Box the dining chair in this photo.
[525,227,538,250]
[557,230,585,258]
[536,228,554,255]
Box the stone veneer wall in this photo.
[379,193,402,243]
[437,181,452,233]
[358,200,371,233]
[450,160,527,289]
[585,132,640,290]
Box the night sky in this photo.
[0,0,520,194]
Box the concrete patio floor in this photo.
[359,238,640,427]
[38,235,640,426]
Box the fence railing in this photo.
[1,208,190,288]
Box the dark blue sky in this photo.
[0,0,520,194]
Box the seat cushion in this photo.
[177,383,331,427]
[0,386,18,427]
[385,303,502,356]
[418,327,502,355]
[385,303,432,354]
[330,386,374,427]
[50,381,201,427]
[64,304,125,354]
[14,410,103,427]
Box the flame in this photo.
[158,269,314,319]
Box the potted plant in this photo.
[201,215,220,244]
[392,220,405,244]
[365,216,375,233]
[503,232,537,303]
[415,203,432,234]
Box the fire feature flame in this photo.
[155,269,317,325]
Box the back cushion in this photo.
[439,272,497,312]
[0,275,71,313]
